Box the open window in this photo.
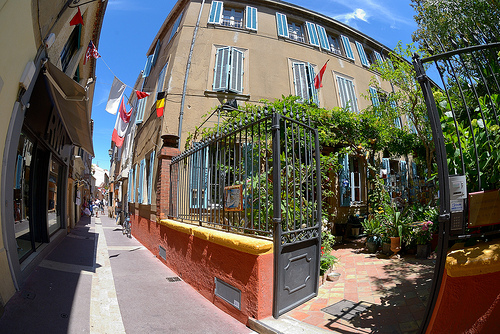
[291,61,319,105]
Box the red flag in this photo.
[84,41,100,65]
[70,7,84,26]
[135,90,150,100]
[111,97,131,147]
[314,60,329,89]
[156,92,165,117]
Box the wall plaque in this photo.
[468,189,500,227]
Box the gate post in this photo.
[156,135,180,220]
[271,112,282,319]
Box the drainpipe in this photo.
[178,0,206,149]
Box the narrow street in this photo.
[0,211,255,334]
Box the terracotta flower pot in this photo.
[390,237,401,255]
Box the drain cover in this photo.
[321,299,370,320]
[166,277,181,282]
[22,291,36,300]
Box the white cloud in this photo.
[334,8,369,24]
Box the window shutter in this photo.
[400,160,408,189]
[316,25,330,51]
[292,62,309,101]
[128,169,133,203]
[382,158,390,190]
[369,87,380,107]
[136,97,147,124]
[346,79,358,113]
[229,48,244,93]
[142,55,154,78]
[245,6,257,31]
[168,12,184,44]
[157,62,168,95]
[132,165,136,203]
[213,47,230,91]
[148,150,155,205]
[208,1,223,24]
[339,154,350,207]
[138,159,145,204]
[337,76,347,110]
[307,63,319,105]
[390,100,402,128]
[355,41,369,66]
[276,13,289,38]
[374,51,383,64]
[152,40,160,66]
[305,22,320,47]
[341,35,354,60]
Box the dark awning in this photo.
[43,60,94,156]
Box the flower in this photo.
[414,221,433,245]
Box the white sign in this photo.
[450,199,463,213]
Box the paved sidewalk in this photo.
[0,212,255,333]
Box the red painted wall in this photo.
[130,213,273,324]
[428,272,500,333]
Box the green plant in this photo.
[412,221,434,245]
[320,254,338,275]
[321,228,336,255]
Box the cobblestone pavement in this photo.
[286,239,436,334]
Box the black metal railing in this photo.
[169,106,321,240]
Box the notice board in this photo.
[468,189,500,227]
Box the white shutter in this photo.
[208,1,223,24]
[292,62,309,101]
[213,47,230,91]
[229,48,244,93]
[148,150,155,205]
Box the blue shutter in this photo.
[136,97,147,124]
[132,165,136,203]
[213,47,230,91]
[400,160,408,195]
[168,12,183,44]
[138,159,145,204]
[341,35,354,60]
[128,169,133,203]
[382,158,390,197]
[292,62,309,101]
[355,41,369,66]
[142,55,154,78]
[189,144,209,209]
[229,48,244,93]
[316,25,330,51]
[339,154,350,207]
[307,63,319,105]
[391,100,402,128]
[208,1,223,24]
[346,78,358,113]
[305,22,320,47]
[374,51,383,64]
[369,87,380,107]
[245,6,257,31]
[157,62,168,94]
[148,150,155,205]
[152,40,160,66]
[276,13,289,38]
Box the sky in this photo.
[91,0,419,169]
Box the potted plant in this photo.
[414,221,433,258]
[383,203,408,256]
[361,216,383,253]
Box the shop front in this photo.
[2,56,94,286]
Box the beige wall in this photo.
[0,0,37,306]
[140,0,395,149]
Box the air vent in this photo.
[159,245,166,260]
[166,277,182,282]
[214,277,241,310]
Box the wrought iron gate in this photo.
[414,36,500,331]
[271,112,322,318]
[169,106,322,318]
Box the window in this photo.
[328,35,342,56]
[340,35,355,60]
[292,61,319,105]
[355,41,370,67]
[339,154,363,206]
[208,2,257,31]
[371,51,384,65]
[60,25,81,72]
[336,75,358,113]
[288,21,305,43]
[213,46,244,94]
[147,150,155,205]
[142,54,154,78]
